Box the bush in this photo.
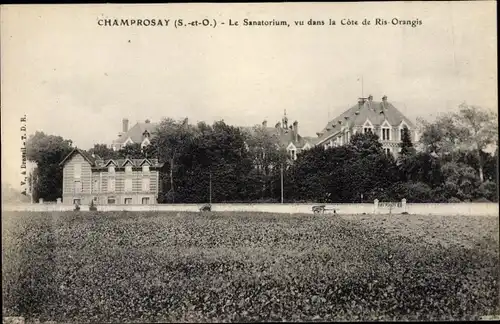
[387,182,433,203]
[475,180,497,202]
[448,197,462,203]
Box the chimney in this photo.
[145,119,151,124]
[358,99,364,108]
[262,120,267,128]
[381,95,388,110]
[122,118,129,133]
[293,121,298,142]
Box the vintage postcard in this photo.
[1,2,498,323]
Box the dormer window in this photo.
[108,166,115,174]
[143,130,150,138]
[381,120,392,141]
[363,119,374,134]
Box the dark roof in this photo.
[59,147,96,166]
[59,148,163,168]
[316,99,415,145]
[113,121,159,145]
[95,158,162,168]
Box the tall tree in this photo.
[88,144,119,160]
[118,143,145,159]
[453,103,498,182]
[418,104,498,182]
[150,117,196,203]
[26,131,73,201]
[417,114,467,159]
[399,126,416,156]
[245,125,288,199]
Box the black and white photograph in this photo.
[1,2,498,323]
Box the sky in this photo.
[1,2,497,189]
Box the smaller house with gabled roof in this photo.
[59,147,164,206]
[315,95,417,157]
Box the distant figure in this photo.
[200,204,211,212]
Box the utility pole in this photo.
[280,163,284,204]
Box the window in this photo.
[125,166,132,174]
[93,179,100,193]
[74,163,81,179]
[108,178,115,192]
[125,178,133,192]
[142,165,150,173]
[124,198,132,204]
[73,199,81,205]
[93,196,98,202]
[108,166,115,174]
[364,127,373,134]
[107,197,116,204]
[74,181,82,194]
[384,148,392,156]
[400,127,410,141]
[382,128,391,141]
[142,178,150,192]
[290,149,296,160]
[142,197,150,205]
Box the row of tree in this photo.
[26,103,498,203]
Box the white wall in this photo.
[2,202,498,216]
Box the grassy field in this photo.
[2,211,499,322]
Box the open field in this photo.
[2,211,499,322]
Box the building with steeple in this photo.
[240,110,316,160]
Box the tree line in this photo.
[26,103,498,203]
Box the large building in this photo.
[240,111,316,160]
[111,118,158,151]
[315,95,417,157]
[59,147,164,205]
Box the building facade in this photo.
[59,148,164,205]
[315,95,417,158]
